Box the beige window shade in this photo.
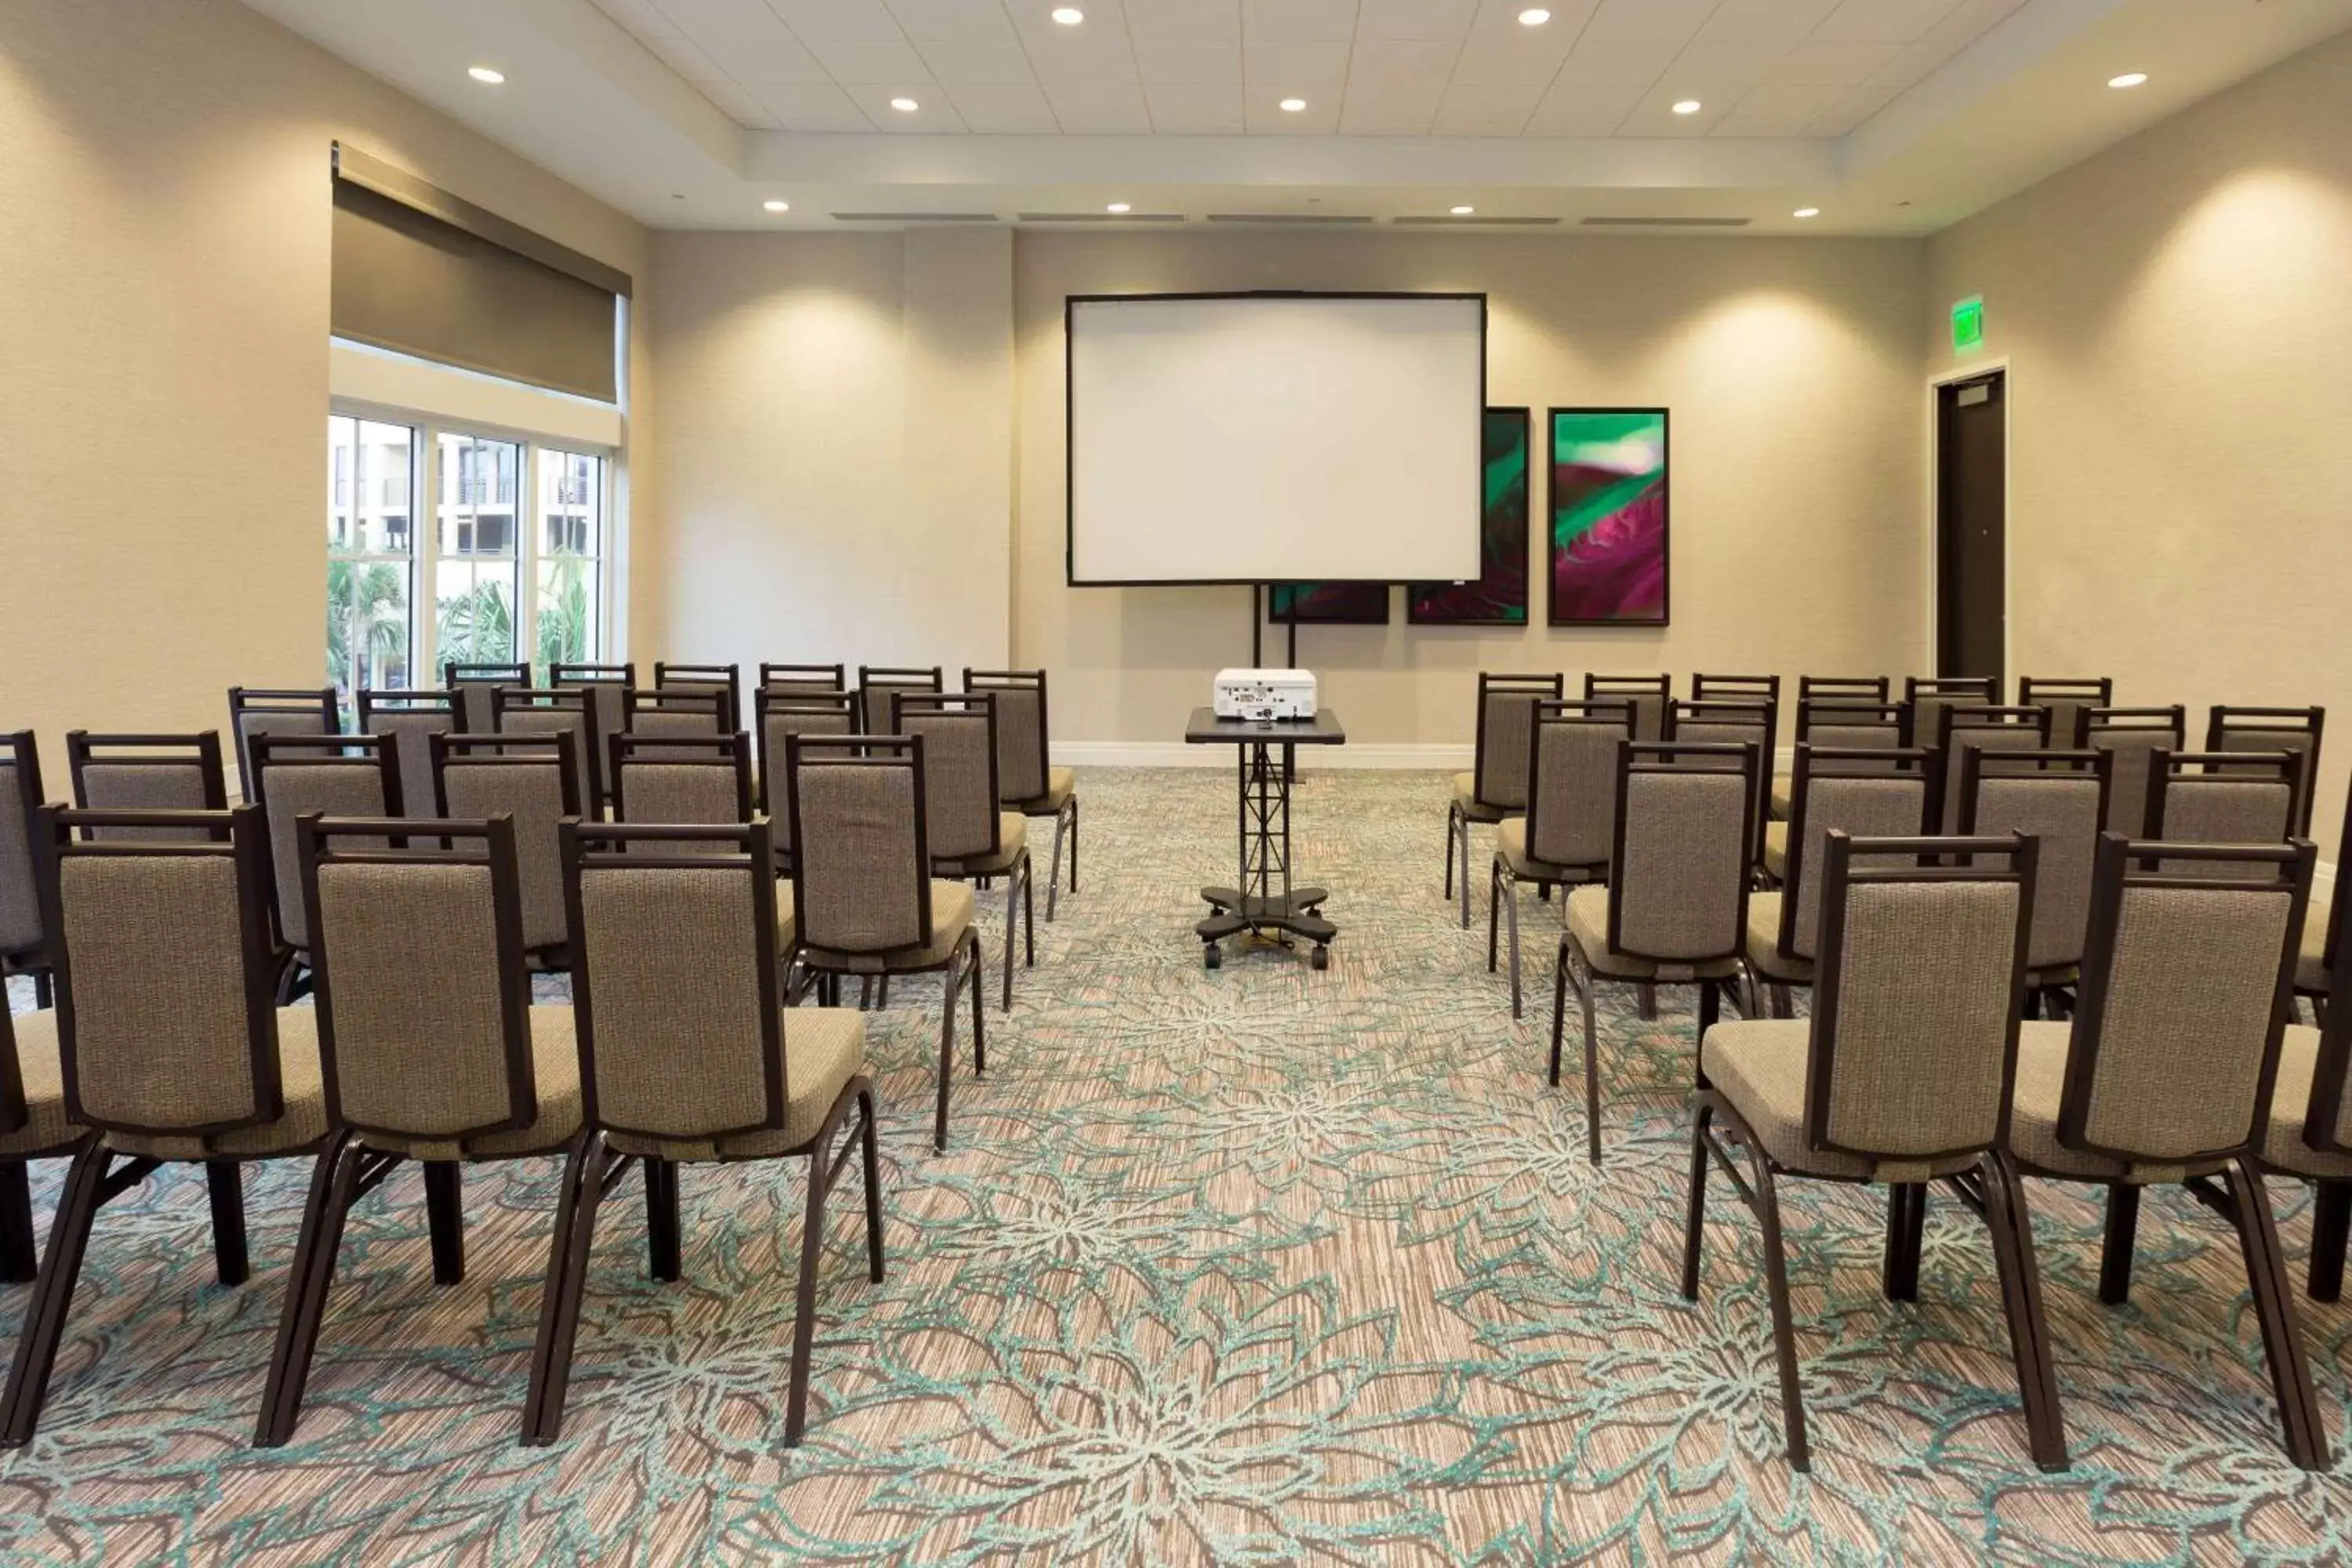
[330,143,628,404]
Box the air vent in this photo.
[1015,212,1186,223]
[1580,215,1751,228]
[1394,215,1563,227]
[1204,213,1376,225]
[829,212,1000,223]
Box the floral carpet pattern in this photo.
[3,767,2350,1563]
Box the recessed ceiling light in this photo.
[764,199,789,212]
[2107,71,2148,89]
[1671,99,1702,115]
[1792,207,1819,219]
[1051,5,1083,21]
[1450,205,1474,215]
[1107,201,1131,213]
[1279,97,1306,112]
[891,96,919,112]
[467,66,505,85]
[1518,7,1550,22]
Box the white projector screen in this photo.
[1065,293,1486,585]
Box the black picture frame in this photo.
[1546,406,1671,628]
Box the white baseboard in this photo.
[1054,741,1472,771]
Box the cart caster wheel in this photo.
[1204,944,1222,971]
[1310,945,1329,971]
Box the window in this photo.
[325,415,612,698]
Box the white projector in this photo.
[1214,668,1319,722]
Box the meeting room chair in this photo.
[445,661,530,733]
[65,731,229,836]
[755,689,858,877]
[898,692,1033,1010]
[355,688,458,823]
[256,815,583,1448]
[2207,705,2325,836]
[626,685,728,756]
[653,661,742,732]
[858,665,944,736]
[550,662,634,804]
[2006,835,2326,1471]
[1684,829,2063,1475]
[1691,673,1780,706]
[1958,749,2111,1010]
[1933,705,2053,833]
[1,805,329,1448]
[495,687,603,812]
[2293,778,2350,1029]
[1797,675,1890,705]
[250,734,403,1000]
[1555,741,1755,1161]
[1904,675,1998,764]
[1774,699,1906,819]
[532,818,880,1449]
[2147,749,2300,877]
[2263,869,2352,1300]
[432,732,582,971]
[227,687,339,802]
[609,732,756,851]
[1746,746,1940,1018]
[1490,699,1630,1018]
[0,930,84,1286]
[0,735,48,1009]
[1667,698,1776,872]
[759,662,849,697]
[783,734,983,1153]
[2018,677,2113,746]
[964,669,1080,920]
[2084,705,2185,837]
[1584,673,1671,742]
[1449,673,1563,928]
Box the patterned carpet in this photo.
[2,767,2348,1563]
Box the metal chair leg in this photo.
[1977,1151,2070,1472]
[2097,1184,2139,1305]
[2310,1181,2350,1301]
[644,1158,681,1283]
[859,1087,885,1285]
[784,1134,833,1447]
[2226,1159,2330,1469]
[256,1131,367,1448]
[1022,854,1036,967]
[1581,964,1601,1163]
[205,1160,249,1287]
[1486,859,1502,972]
[1443,804,1458,902]
[523,1134,608,1446]
[424,1161,466,1286]
[1548,946,1571,1087]
[1882,1183,1926,1302]
[935,954,959,1156]
[1504,869,1524,1017]
[1,1142,114,1447]
[969,931,987,1075]
[0,1163,37,1283]
[1679,1100,1713,1301]
[1748,1146,1810,1472]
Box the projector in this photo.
[1214,669,1318,722]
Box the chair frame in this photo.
[754,690,861,857]
[1667,697,1778,868]
[1760,745,1941,1008]
[964,667,1080,920]
[625,684,730,741]
[2206,706,2326,837]
[1488,698,1631,1018]
[1449,672,1564,927]
[550,662,636,801]
[1797,675,1890,705]
[2148,748,2303,845]
[1956,746,2112,1001]
[898,691,1033,1010]
[653,662,743,731]
[65,731,230,818]
[227,687,341,801]
[444,662,531,733]
[355,689,459,818]
[857,665,946,736]
[1691,673,1780,705]
[430,731,583,970]
[1584,673,1672,740]
[2020,677,2114,746]
[1682,829,2066,1475]
[495,687,604,810]
[760,662,848,692]
[2268,839,2352,1300]
[608,732,756,828]
[2082,705,2186,837]
[249,733,406,996]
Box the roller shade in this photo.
[330,143,627,404]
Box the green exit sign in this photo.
[1951,295,1985,354]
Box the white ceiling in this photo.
[588,0,2027,139]
[238,0,2352,233]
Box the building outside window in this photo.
[325,415,415,694]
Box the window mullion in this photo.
[417,423,440,684]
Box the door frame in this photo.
[1922,356,2013,684]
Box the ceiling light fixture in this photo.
[1671,99,1701,115]
[1107,201,1131,212]
[890,96,920,111]
[1051,5,1083,22]
[2107,71,2148,89]
[1792,206,1819,218]
[1450,205,1474,215]
[764,199,789,212]
[1518,7,1550,23]
[467,66,505,84]
[1279,97,1306,112]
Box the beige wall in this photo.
[0,0,651,765]
[1014,230,1929,751]
[1927,29,2352,852]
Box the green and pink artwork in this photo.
[1409,408,1529,626]
[1269,582,1390,625]
[1548,408,1669,626]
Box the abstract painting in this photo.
[1548,408,1669,626]
[1269,582,1391,625]
[1410,408,1530,626]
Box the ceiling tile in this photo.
[1356,0,1479,39]
[750,80,880,129]
[1243,39,1352,91]
[1450,0,1585,85]
[1695,0,1841,42]
[1342,41,1454,122]
[808,38,938,82]
[1812,0,1965,45]
[1525,60,1653,131]
[946,80,1064,129]
[1041,79,1155,129]
[645,35,731,82]
[1656,38,1790,95]
[1244,84,1344,130]
[691,21,832,80]
[845,83,972,128]
[1762,38,1899,86]
[1014,31,1143,82]
[1241,0,1360,43]
[763,0,911,43]
[1614,85,1733,136]
[1720,78,1848,120]
[1549,36,1677,87]
[917,38,1040,82]
[1125,0,1243,41]
[1135,38,1244,81]
[1145,79,1248,129]
[1581,0,1719,45]
[1431,77,1543,133]
[883,0,1022,42]
[590,0,684,38]
[1806,77,1904,134]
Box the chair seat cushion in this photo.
[800,881,977,974]
[109,1006,330,1161]
[2009,1022,2223,1183]
[605,1008,865,1160]
[1769,774,1793,818]
[0,1011,83,1159]
[1762,820,1789,880]
[1701,1020,1980,1182]
[1014,767,1076,815]
[2262,1024,2352,1178]
[374,1005,584,1161]
[1743,891,1813,984]
[2298,894,2332,993]
[1451,773,1508,824]
[958,813,1030,877]
[1496,819,1601,884]
[1566,886,1740,982]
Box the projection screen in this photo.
[1065,293,1486,585]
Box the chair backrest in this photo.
[610,734,753,854]
[625,686,728,757]
[35,804,286,1140]
[2050,835,2311,1166]
[1799,675,1889,705]
[1584,673,1671,743]
[753,690,858,837]
[1779,745,1939,964]
[431,732,580,955]
[1796,699,1905,756]
[2150,749,2299,880]
[445,661,529,732]
[1606,742,1755,965]
[355,689,457,822]
[1691,673,1780,705]
[1524,699,1631,870]
[1802,830,2036,1167]
[759,662,848,697]
[2207,706,2325,836]
[1935,705,2052,833]
[1959,749,2110,972]
[65,731,228,841]
[564,819,790,1148]
[785,734,932,956]
[1904,676,1998,764]
[964,668,1051,806]
[2019,677,2112,747]
[858,665,945,735]
[251,735,403,954]
[0,982,31,1135]
[550,662,634,800]
[301,815,539,1149]
[2085,705,2185,837]
[227,686,339,802]
[1472,672,1563,811]
[2296,858,2352,1158]
[495,688,601,823]
[654,662,742,731]
[896,693,1002,866]
[0,733,44,965]
[1667,699,1776,861]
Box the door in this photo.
[1936,371,2005,686]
